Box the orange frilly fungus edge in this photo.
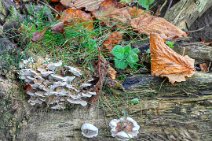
[150,33,195,84]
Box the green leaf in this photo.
[112,45,125,60]
[114,58,128,70]
[130,98,140,105]
[120,0,131,4]
[138,0,155,10]
[132,48,140,54]
[165,41,175,48]
[124,45,132,54]
[127,52,139,63]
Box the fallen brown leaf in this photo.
[54,3,66,12]
[60,0,104,11]
[150,33,195,84]
[51,0,60,2]
[128,7,145,18]
[200,63,209,72]
[92,0,118,24]
[107,66,117,80]
[60,8,93,30]
[51,22,65,34]
[32,28,48,42]
[103,31,122,51]
[131,13,187,39]
[93,4,143,26]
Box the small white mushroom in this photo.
[47,61,62,71]
[19,58,96,109]
[63,76,75,83]
[51,103,66,110]
[81,92,96,98]
[28,97,43,106]
[65,66,82,77]
[49,81,66,90]
[109,117,140,141]
[81,123,98,138]
[67,98,87,106]
[19,69,37,76]
[19,57,34,68]
[35,91,45,97]
[80,83,92,89]
[49,74,64,81]
[26,91,36,96]
[37,68,54,77]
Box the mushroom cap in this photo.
[109,117,140,141]
[81,123,98,138]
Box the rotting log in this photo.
[106,72,212,140]
[123,72,212,96]
[174,42,212,62]
[17,72,212,141]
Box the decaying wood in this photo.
[123,72,212,95]
[174,42,212,63]
[17,72,212,140]
[164,0,212,30]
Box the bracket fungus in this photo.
[81,123,98,138]
[109,117,140,141]
[19,57,96,109]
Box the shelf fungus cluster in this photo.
[109,117,140,141]
[19,57,96,109]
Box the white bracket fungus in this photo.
[109,117,140,141]
[81,123,98,138]
[19,58,96,109]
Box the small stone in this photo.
[0,38,16,55]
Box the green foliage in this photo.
[166,41,175,48]
[112,45,140,70]
[138,0,155,10]
[120,0,132,3]
[130,98,140,105]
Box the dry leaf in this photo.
[93,4,143,26]
[150,33,195,84]
[32,28,48,42]
[92,0,131,25]
[131,13,187,39]
[51,22,65,34]
[60,0,104,11]
[60,0,74,7]
[103,32,122,51]
[24,84,33,92]
[51,0,60,2]
[54,3,66,12]
[128,7,145,18]
[92,0,117,24]
[199,63,209,72]
[60,8,93,30]
[107,66,117,80]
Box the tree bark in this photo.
[173,41,212,63]
[164,0,212,30]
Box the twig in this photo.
[38,0,60,15]
[89,48,108,103]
